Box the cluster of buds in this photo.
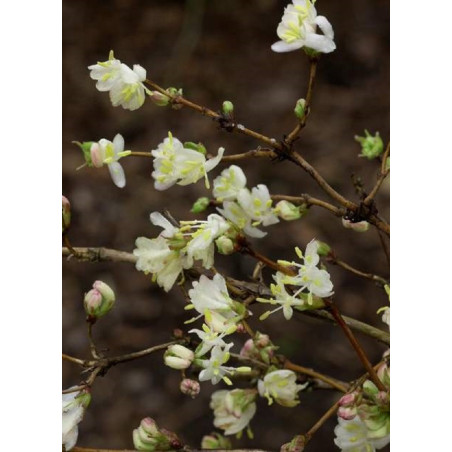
[355,130,384,159]
[164,345,195,370]
[240,332,278,364]
[84,280,116,320]
[179,378,201,398]
[133,417,183,451]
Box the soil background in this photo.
[63,1,389,450]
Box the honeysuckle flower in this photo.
[62,389,91,451]
[88,51,148,111]
[133,417,183,451]
[240,332,277,364]
[257,275,306,321]
[164,344,195,370]
[278,240,334,302]
[218,201,266,238]
[210,389,257,436]
[182,214,231,268]
[236,185,279,227]
[89,134,129,188]
[334,416,390,451]
[133,236,185,292]
[212,165,247,201]
[190,323,235,357]
[84,280,116,319]
[151,132,224,190]
[272,0,336,54]
[258,369,305,407]
[88,50,122,92]
[149,211,179,239]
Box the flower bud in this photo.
[222,100,234,118]
[89,142,104,168]
[180,379,200,398]
[191,197,210,213]
[167,87,183,110]
[201,432,232,449]
[184,142,207,155]
[337,405,358,420]
[363,380,379,397]
[84,280,116,319]
[274,200,302,221]
[338,391,359,407]
[355,130,384,159]
[316,241,331,257]
[164,344,194,370]
[215,236,235,255]
[133,417,183,451]
[376,363,390,387]
[280,434,306,452]
[62,196,71,233]
[294,98,306,120]
[342,218,370,232]
[73,141,95,167]
[150,91,170,107]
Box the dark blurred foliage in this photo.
[63,1,389,450]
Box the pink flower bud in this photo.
[342,218,370,232]
[337,406,357,420]
[84,289,103,315]
[90,142,104,168]
[240,339,254,357]
[180,379,200,398]
[62,196,71,232]
[376,391,390,405]
[255,333,270,348]
[140,417,160,436]
[339,391,358,407]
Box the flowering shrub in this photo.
[63,1,389,451]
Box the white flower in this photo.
[237,185,279,227]
[88,50,122,92]
[258,369,305,407]
[151,132,224,190]
[198,344,246,385]
[210,389,257,436]
[189,324,233,357]
[164,344,195,370]
[212,165,247,201]
[334,416,390,451]
[149,211,179,238]
[218,201,266,238]
[272,0,335,54]
[88,51,148,111]
[62,389,90,451]
[187,274,235,316]
[377,306,390,328]
[257,273,306,320]
[109,63,147,111]
[133,236,184,292]
[182,214,231,268]
[278,240,334,302]
[274,200,302,221]
[90,134,128,188]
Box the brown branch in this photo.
[62,247,389,345]
[220,148,277,162]
[285,57,319,145]
[363,142,390,206]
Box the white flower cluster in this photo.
[257,240,333,320]
[272,0,335,54]
[214,165,301,238]
[134,212,231,292]
[88,50,149,111]
[151,132,224,190]
[62,389,91,451]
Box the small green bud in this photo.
[363,380,379,397]
[150,91,170,107]
[184,142,206,155]
[222,100,234,118]
[294,98,306,120]
[355,130,384,159]
[316,241,331,257]
[215,235,235,255]
[191,197,210,213]
[201,432,232,449]
[274,200,302,221]
[84,280,116,319]
[62,196,71,233]
[73,141,95,167]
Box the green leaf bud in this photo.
[191,197,210,213]
[355,130,384,159]
[294,98,306,120]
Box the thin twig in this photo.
[363,143,390,206]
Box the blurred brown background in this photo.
[63,1,389,450]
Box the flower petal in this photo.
[108,162,126,188]
[315,15,334,40]
[271,40,305,53]
[303,33,336,53]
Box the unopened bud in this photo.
[376,363,390,387]
[255,332,270,348]
[150,91,170,107]
[280,434,307,452]
[355,130,384,159]
[294,98,306,120]
[133,417,183,451]
[184,142,206,155]
[84,280,116,319]
[337,406,358,420]
[339,391,359,407]
[172,328,184,339]
[215,236,235,255]
[222,100,234,118]
[191,197,210,214]
[167,87,183,110]
[201,432,232,449]
[62,196,71,233]
[180,379,200,398]
[73,141,95,167]
[342,218,369,232]
[363,380,379,397]
[164,344,194,370]
[90,142,104,168]
[274,200,302,221]
[376,391,390,406]
[316,241,331,257]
